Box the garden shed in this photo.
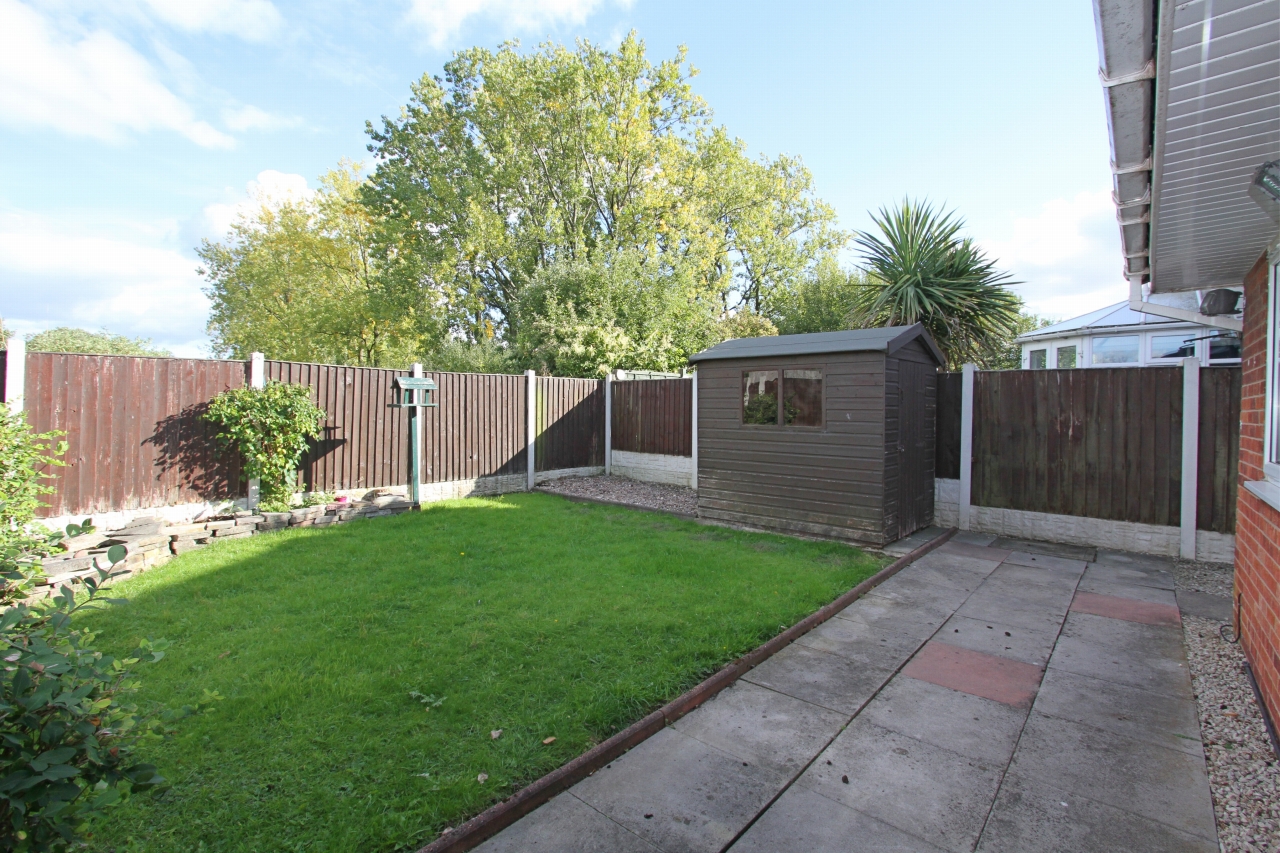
[688,324,943,546]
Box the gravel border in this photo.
[537,475,698,516]
[1171,557,1236,598]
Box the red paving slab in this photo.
[937,541,1012,562]
[1070,592,1181,626]
[902,642,1044,708]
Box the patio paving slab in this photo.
[1075,577,1180,607]
[1001,550,1088,574]
[986,560,1083,588]
[1047,632,1193,698]
[936,613,1059,666]
[936,540,1012,561]
[741,642,894,714]
[866,572,975,610]
[902,642,1044,708]
[670,681,848,778]
[730,784,948,853]
[977,772,1218,853]
[1059,611,1187,659]
[793,610,927,669]
[991,537,1097,562]
[795,718,1005,853]
[474,792,662,853]
[860,675,1029,764]
[1176,589,1232,621]
[954,587,1071,634]
[833,594,955,640]
[1070,591,1181,625]
[1004,712,1217,840]
[1081,560,1176,590]
[1033,667,1203,755]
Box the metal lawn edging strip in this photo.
[414,526,959,853]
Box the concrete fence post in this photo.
[958,363,976,531]
[247,352,265,508]
[526,370,537,491]
[3,335,25,415]
[1181,357,1200,560]
[604,373,613,476]
[409,363,424,506]
[691,370,699,492]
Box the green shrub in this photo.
[202,382,326,507]
[0,411,66,555]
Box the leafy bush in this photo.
[25,328,170,358]
[0,409,214,851]
[202,382,326,507]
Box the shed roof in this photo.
[688,324,944,365]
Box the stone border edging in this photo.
[415,525,959,853]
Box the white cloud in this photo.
[195,170,313,239]
[140,0,284,41]
[222,105,303,132]
[979,190,1129,322]
[0,0,234,147]
[406,0,618,47]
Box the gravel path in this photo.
[537,475,698,516]
[1173,557,1280,852]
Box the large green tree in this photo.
[850,199,1022,369]
[362,34,843,346]
[199,163,423,366]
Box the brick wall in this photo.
[1236,252,1280,722]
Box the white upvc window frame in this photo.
[1265,253,1280,483]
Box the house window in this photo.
[742,370,779,425]
[783,369,822,426]
[1092,335,1140,364]
[1056,346,1077,369]
[1151,333,1196,360]
[1208,332,1242,363]
[1029,349,1047,369]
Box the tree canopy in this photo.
[26,328,171,357]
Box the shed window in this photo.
[742,370,780,425]
[1056,346,1077,369]
[783,369,822,426]
[1029,349,1047,369]
[1151,334,1196,360]
[1092,335,1139,364]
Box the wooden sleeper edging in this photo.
[414,526,958,853]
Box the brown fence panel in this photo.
[26,353,247,517]
[972,367,1185,527]
[611,378,693,456]
[935,373,962,479]
[1198,367,1240,534]
[424,372,527,483]
[537,377,603,471]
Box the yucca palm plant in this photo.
[850,199,1022,369]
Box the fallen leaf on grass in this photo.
[542,736,556,745]
[490,729,503,740]
[477,773,488,784]
[218,651,231,659]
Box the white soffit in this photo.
[1150,0,1280,292]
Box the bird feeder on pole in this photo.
[392,371,438,506]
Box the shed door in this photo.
[897,361,935,538]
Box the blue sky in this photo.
[0,0,1124,357]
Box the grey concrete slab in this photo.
[1047,633,1192,699]
[1059,611,1186,659]
[835,594,956,641]
[795,611,926,670]
[1033,667,1203,755]
[867,573,973,612]
[861,675,1029,765]
[913,550,1006,576]
[985,562,1081,591]
[992,537,1097,562]
[1082,560,1176,590]
[955,587,1070,634]
[671,681,848,778]
[976,772,1218,853]
[888,558,994,594]
[951,531,997,547]
[936,613,1060,666]
[729,785,947,853]
[1176,589,1233,622]
[474,792,662,853]
[1093,548,1179,573]
[742,642,895,714]
[797,719,1005,853]
[882,526,950,557]
[1001,551,1088,575]
[572,727,787,853]
[970,576,1077,611]
[1075,577,1179,606]
[1005,713,1217,840]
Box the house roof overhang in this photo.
[1095,0,1279,296]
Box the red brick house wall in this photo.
[1236,251,1280,721]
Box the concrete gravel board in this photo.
[670,681,849,778]
[473,792,662,853]
[796,718,1005,853]
[977,772,1219,853]
[794,612,928,670]
[571,727,788,853]
[728,784,948,853]
[1004,713,1217,840]
[936,613,1060,666]
[1033,668,1204,755]
[742,643,895,714]
[860,675,1030,765]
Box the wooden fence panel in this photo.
[934,373,962,479]
[424,372,526,483]
[611,378,693,457]
[1198,367,1240,534]
[536,377,603,471]
[25,353,247,517]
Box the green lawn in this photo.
[82,492,883,852]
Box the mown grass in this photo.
[82,492,884,852]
